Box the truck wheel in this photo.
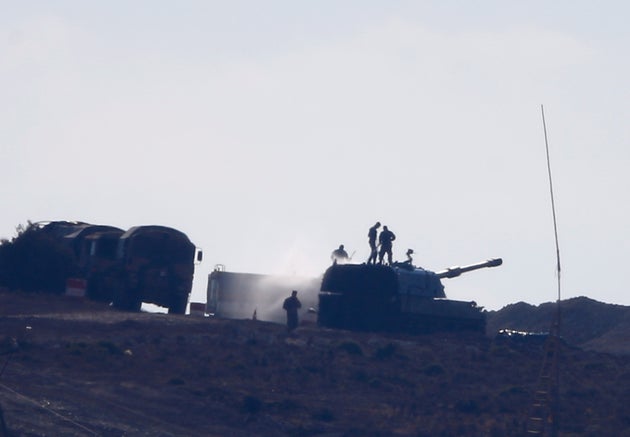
[113,287,142,312]
[168,296,188,315]
[86,274,114,302]
[129,297,142,312]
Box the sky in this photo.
[2,1,629,311]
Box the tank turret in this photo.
[318,258,503,334]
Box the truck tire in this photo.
[113,285,142,312]
[86,274,114,302]
[168,295,188,315]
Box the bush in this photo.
[338,341,363,356]
[242,395,263,414]
[97,341,123,356]
[423,363,445,376]
[353,369,369,382]
[312,408,335,422]
[0,222,78,294]
[278,398,301,411]
[455,399,479,414]
[65,342,87,356]
[373,342,397,360]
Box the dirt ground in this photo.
[1,291,629,437]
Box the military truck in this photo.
[33,221,125,298]
[80,228,126,301]
[317,258,502,334]
[32,221,202,313]
[111,225,202,314]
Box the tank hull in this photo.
[318,264,486,334]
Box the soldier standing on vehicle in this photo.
[282,290,302,332]
[331,244,350,265]
[405,248,414,265]
[378,225,396,265]
[367,221,381,264]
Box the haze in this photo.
[2,1,628,311]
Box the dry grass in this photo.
[0,291,629,436]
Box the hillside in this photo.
[487,297,630,355]
[0,291,629,436]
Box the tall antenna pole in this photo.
[541,105,562,303]
[542,104,561,437]
[525,106,562,437]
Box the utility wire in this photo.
[0,382,98,436]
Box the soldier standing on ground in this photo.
[331,244,350,265]
[367,222,381,264]
[378,225,396,265]
[282,290,302,332]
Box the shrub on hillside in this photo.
[338,341,363,356]
[0,222,77,294]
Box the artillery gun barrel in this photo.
[435,258,503,279]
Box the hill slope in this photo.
[0,292,629,436]
[487,296,630,355]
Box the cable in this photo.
[0,382,98,436]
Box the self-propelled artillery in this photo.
[317,258,502,334]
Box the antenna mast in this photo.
[542,105,562,303]
[525,105,562,437]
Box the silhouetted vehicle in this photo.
[317,258,502,334]
[33,221,201,313]
[58,224,126,301]
[80,228,126,301]
[206,266,321,323]
[111,226,202,314]
[35,220,90,237]
[33,221,124,298]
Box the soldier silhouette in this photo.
[393,248,415,270]
[367,222,381,264]
[282,290,302,332]
[330,244,350,265]
[378,225,396,265]
[404,248,414,265]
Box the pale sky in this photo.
[2,1,629,311]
